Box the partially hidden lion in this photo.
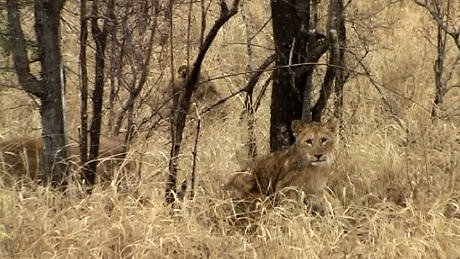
[0,135,131,185]
[166,64,223,117]
[225,118,339,213]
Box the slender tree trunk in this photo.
[112,1,159,136]
[241,4,257,159]
[85,0,114,187]
[80,0,89,170]
[431,22,446,119]
[301,0,319,123]
[333,0,346,122]
[311,0,346,122]
[107,31,119,134]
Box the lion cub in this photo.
[226,119,338,211]
[167,64,220,112]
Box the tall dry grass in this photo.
[1,0,459,258]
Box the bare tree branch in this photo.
[6,0,43,98]
[113,2,159,135]
[311,30,339,122]
[414,0,460,51]
[199,53,275,116]
[166,0,241,204]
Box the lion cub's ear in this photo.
[291,120,307,137]
[324,118,339,134]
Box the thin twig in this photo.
[190,104,201,200]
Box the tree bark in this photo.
[84,0,115,187]
[270,0,330,151]
[431,13,446,119]
[333,0,346,122]
[270,0,344,150]
[241,4,257,159]
[311,0,346,122]
[80,0,89,170]
[270,0,309,151]
[7,0,68,185]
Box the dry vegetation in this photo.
[1,0,459,258]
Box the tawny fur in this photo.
[167,64,221,114]
[0,136,130,184]
[225,119,338,207]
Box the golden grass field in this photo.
[1,0,459,257]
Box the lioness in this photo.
[225,119,338,212]
[0,136,131,185]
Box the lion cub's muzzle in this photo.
[310,153,329,166]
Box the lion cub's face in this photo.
[291,119,338,167]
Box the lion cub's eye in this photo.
[305,139,313,145]
[320,137,328,145]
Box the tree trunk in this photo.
[270,0,309,151]
[34,0,68,184]
[84,0,114,187]
[311,0,346,122]
[333,0,346,122]
[270,0,343,150]
[80,0,89,171]
[7,0,68,185]
[241,4,257,159]
[270,0,330,151]
[431,22,446,119]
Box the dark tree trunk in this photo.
[270,0,329,151]
[84,0,114,187]
[431,22,446,119]
[270,0,309,151]
[34,0,68,184]
[7,0,68,185]
[270,0,345,149]
[80,0,89,170]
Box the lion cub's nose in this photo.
[314,154,323,160]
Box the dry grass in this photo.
[1,0,459,258]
